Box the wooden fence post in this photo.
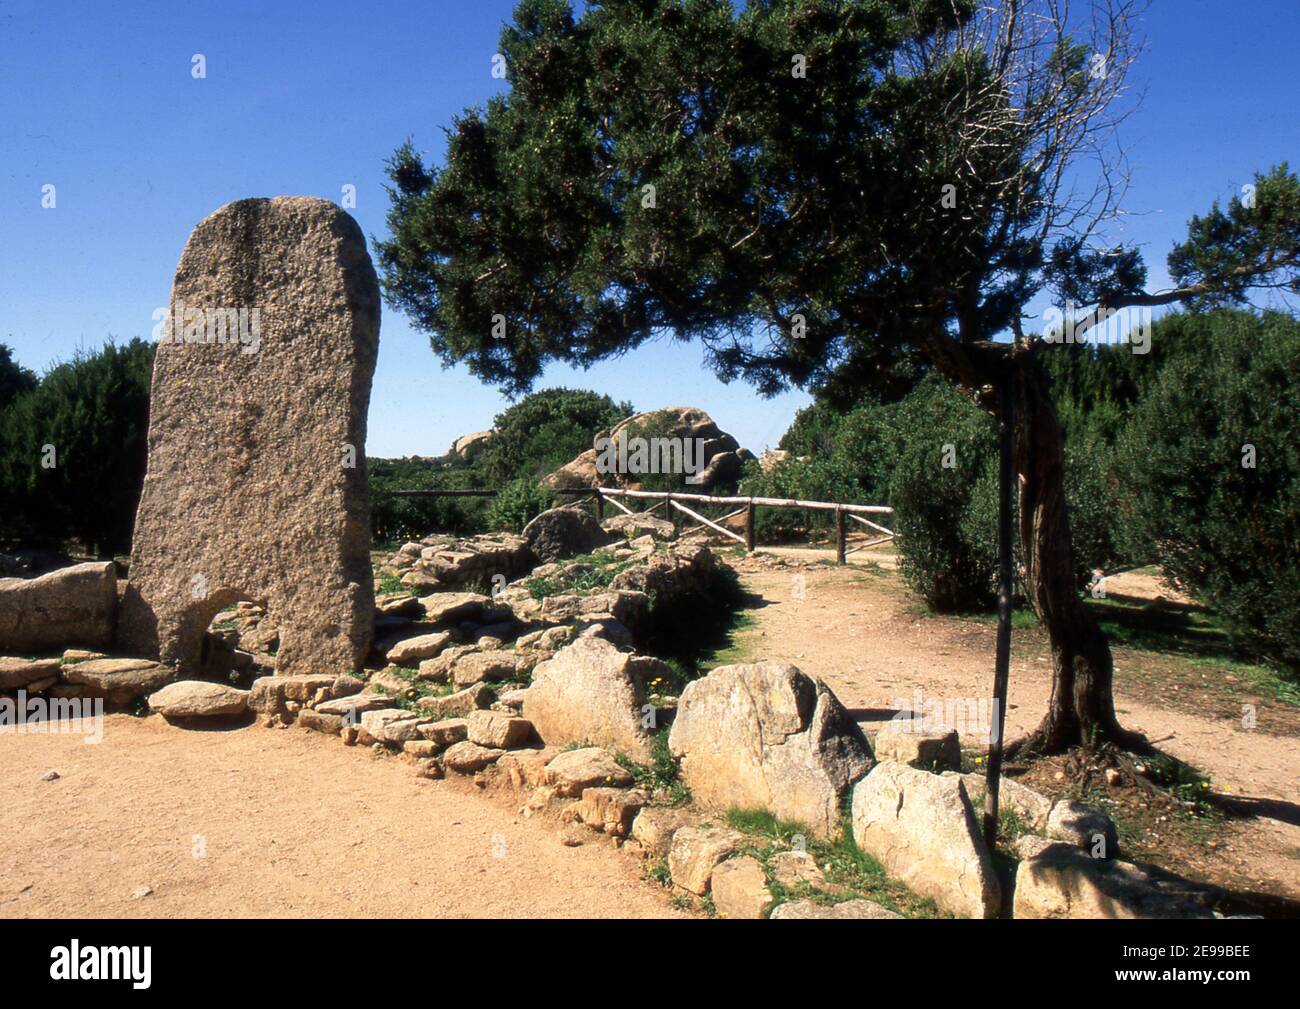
[595,493,604,522]
[744,501,756,552]
[835,507,846,565]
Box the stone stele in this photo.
[117,196,379,677]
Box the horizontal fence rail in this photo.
[386,485,894,563]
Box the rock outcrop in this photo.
[668,661,874,837]
[523,637,671,761]
[851,762,1001,919]
[522,506,611,563]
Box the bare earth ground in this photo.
[0,714,685,919]
[730,546,1300,900]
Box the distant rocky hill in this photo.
[541,406,753,493]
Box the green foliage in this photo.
[371,387,628,539]
[1115,309,1300,668]
[0,339,154,554]
[369,455,490,542]
[483,474,556,533]
[616,728,690,806]
[888,380,1001,611]
[478,387,632,485]
[0,344,37,412]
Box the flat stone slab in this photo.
[148,680,250,721]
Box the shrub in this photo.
[477,387,632,486]
[1115,309,1300,668]
[0,339,153,555]
[887,380,1001,611]
[484,476,556,533]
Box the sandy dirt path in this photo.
[0,714,684,919]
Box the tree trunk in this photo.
[1008,359,1150,756]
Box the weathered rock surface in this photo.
[522,506,611,563]
[147,680,250,720]
[851,762,1001,919]
[668,826,746,895]
[297,709,344,734]
[575,787,646,836]
[412,683,493,719]
[450,650,520,688]
[770,899,903,920]
[602,514,676,542]
[385,631,454,666]
[668,661,873,837]
[359,708,429,744]
[61,658,174,705]
[543,407,752,492]
[951,771,1054,833]
[543,747,632,797]
[442,740,504,773]
[0,657,62,690]
[770,850,826,890]
[400,537,533,594]
[1013,837,1212,919]
[313,691,392,717]
[466,710,532,749]
[1046,799,1120,858]
[117,197,379,678]
[0,562,117,654]
[630,807,697,859]
[873,722,961,771]
[417,718,469,749]
[711,856,774,919]
[450,430,492,461]
[524,637,670,761]
[249,674,335,712]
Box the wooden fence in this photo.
[393,485,894,563]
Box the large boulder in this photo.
[450,430,492,462]
[147,680,250,721]
[523,637,671,761]
[522,506,610,564]
[1012,837,1213,919]
[851,762,1001,919]
[668,661,873,837]
[542,406,753,493]
[0,562,117,654]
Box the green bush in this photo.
[484,475,556,533]
[368,456,490,543]
[1115,310,1300,667]
[887,381,1001,611]
[478,387,632,486]
[0,339,154,555]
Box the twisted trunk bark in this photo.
[1008,359,1150,756]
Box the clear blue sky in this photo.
[2,1,1296,457]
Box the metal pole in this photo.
[982,373,1015,851]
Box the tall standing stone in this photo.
[118,197,379,677]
